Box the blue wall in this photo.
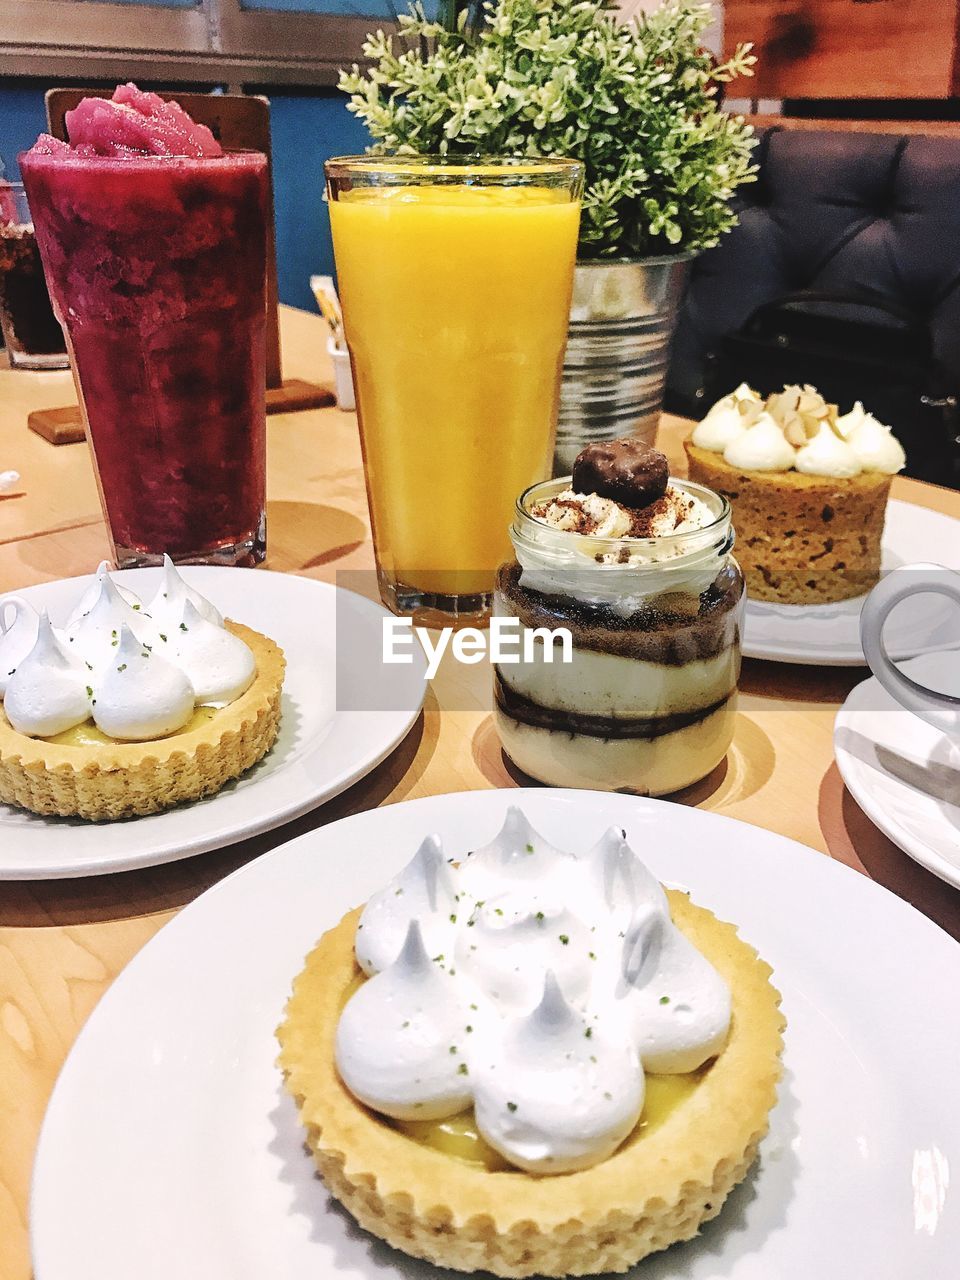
[269,92,370,311]
[0,86,49,179]
[0,83,368,312]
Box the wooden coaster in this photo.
[266,379,335,413]
[28,406,85,445]
[28,380,336,447]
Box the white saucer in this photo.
[835,649,960,889]
[0,568,426,879]
[31,789,960,1279]
[743,500,960,665]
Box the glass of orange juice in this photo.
[325,156,583,624]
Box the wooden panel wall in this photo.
[725,1,960,100]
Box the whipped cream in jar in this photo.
[493,440,744,795]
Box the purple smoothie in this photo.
[20,85,268,565]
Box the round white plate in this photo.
[32,789,960,1279]
[835,650,960,889]
[743,499,960,665]
[0,568,426,879]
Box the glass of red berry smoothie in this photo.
[20,84,268,567]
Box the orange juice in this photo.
[329,180,580,607]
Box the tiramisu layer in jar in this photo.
[493,439,743,795]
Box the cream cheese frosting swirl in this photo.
[690,382,763,452]
[696,384,906,477]
[722,410,798,472]
[1,560,255,740]
[334,808,732,1175]
[837,401,908,473]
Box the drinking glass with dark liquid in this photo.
[20,84,268,568]
[0,182,68,370]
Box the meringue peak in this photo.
[586,828,667,917]
[621,907,666,988]
[526,972,578,1037]
[461,806,570,893]
[408,835,454,913]
[394,919,435,980]
[67,574,150,666]
[150,555,222,627]
[3,612,90,737]
[172,598,255,705]
[336,917,471,1122]
[92,625,195,741]
[65,561,143,628]
[355,837,459,976]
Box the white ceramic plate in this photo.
[31,789,960,1279]
[0,568,426,879]
[835,650,960,889]
[743,499,960,665]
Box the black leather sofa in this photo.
[667,125,960,486]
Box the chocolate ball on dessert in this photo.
[572,438,669,509]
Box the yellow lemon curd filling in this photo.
[46,704,220,746]
[340,973,708,1173]
[391,1072,706,1172]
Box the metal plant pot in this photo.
[555,254,695,475]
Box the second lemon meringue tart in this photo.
[278,809,784,1277]
[0,558,284,820]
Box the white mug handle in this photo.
[0,595,28,637]
[859,563,960,735]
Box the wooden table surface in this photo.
[2,305,959,1280]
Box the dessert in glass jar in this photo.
[493,440,744,795]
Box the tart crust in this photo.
[278,891,784,1277]
[0,621,284,820]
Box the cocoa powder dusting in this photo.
[625,490,697,537]
[531,497,602,534]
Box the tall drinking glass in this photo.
[20,149,268,567]
[325,156,583,623]
[0,183,68,370]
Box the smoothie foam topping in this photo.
[29,83,223,159]
[20,85,268,563]
[335,807,731,1174]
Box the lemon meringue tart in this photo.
[278,808,784,1277]
[0,557,284,820]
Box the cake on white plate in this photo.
[685,384,906,605]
